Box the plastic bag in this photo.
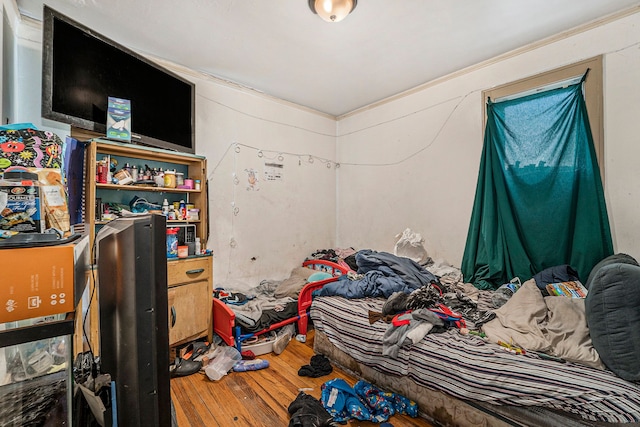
[129,195,162,213]
[204,346,241,381]
[393,228,429,264]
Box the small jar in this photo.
[164,170,176,188]
[168,206,177,220]
[176,172,185,187]
[194,179,201,190]
[177,245,189,258]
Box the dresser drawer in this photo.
[167,256,212,287]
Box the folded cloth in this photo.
[298,354,333,377]
[288,391,335,427]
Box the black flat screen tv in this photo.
[96,214,170,426]
[41,6,195,154]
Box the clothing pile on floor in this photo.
[320,378,418,423]
[288,352,418,425]
[298,354,333,378]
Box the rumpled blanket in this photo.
[357,250,438,286]
[320,378,417,423]
[318,250,438,298]
[216,279,295,329]
[481,279,604,369]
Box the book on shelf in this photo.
[546,280,588,298]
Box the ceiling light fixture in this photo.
[308,0,357,23]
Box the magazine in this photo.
[546,280,588,298]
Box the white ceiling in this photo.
[16,0,640,117]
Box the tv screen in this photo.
[41,6,195,154]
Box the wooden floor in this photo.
[171,330,434,426]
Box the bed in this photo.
[212,259,350,351]
[309,251,640,427]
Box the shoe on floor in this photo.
[170,357,202,378]
[183,341,210,361]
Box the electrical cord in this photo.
[82,232,99,378]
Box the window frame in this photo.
[482,56,604,179]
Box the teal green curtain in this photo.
[461,82,613,290]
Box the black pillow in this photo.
[585,253,638,290]
[585,263,640,381]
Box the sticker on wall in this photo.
[245,168,260,191]
[264,162,284,182]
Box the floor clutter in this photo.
[171,325,417,426]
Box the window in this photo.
[482,56,604,178]
[461,56,612,289]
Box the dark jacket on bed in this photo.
[317,250,438,299]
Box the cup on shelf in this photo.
[177,245,188,258]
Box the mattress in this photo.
[310,295,640,425]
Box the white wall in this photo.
[2,10,68,134]
[5,12,337,291]
[186,71,338,289]
[336,10,640,268]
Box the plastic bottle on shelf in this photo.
[195,237,201,255]
[166,228,179,258]
[491,278,522,308]
[179,200,187,220]
[162,199,169,216]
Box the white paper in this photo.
[264,162,284,182]
[42,185,65,207]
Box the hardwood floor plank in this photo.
[171,330,434,426]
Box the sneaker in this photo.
[170,357,202,378]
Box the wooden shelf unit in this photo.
[76,134,212,355]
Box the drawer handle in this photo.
[170,306,176,327]
[186,268,205,275]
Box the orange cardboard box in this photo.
[0,236,89,323]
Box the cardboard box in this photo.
[0,236,90,323]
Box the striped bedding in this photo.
[310,295,640,424]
